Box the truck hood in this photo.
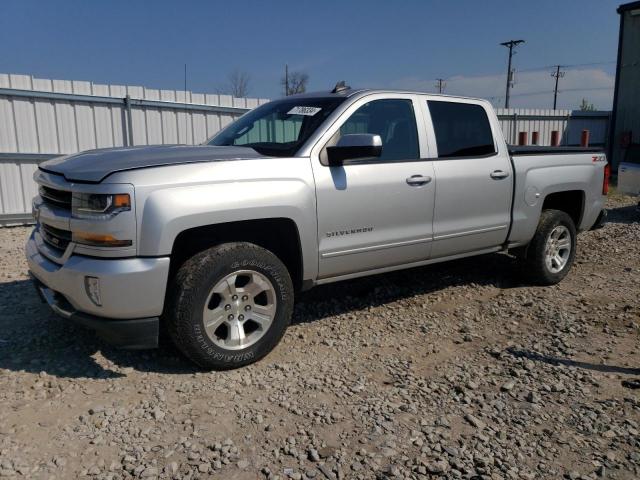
[39,145,265,183]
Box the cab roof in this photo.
[285,88,487,104]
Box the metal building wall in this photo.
[495,108,610,147]
[0,73,269,224]
[611,3,640,169]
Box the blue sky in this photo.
[0,0,622,109]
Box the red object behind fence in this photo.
[532,131,539,145]
[518,132,528,146]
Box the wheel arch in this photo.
[168,218,305,291]
[540,190,585,228]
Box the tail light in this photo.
[602,163,611,195]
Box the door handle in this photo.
[406,175,432,186]
[490,170,510,179]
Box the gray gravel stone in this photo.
[0,194,638,479]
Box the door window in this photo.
[427,101,496,158]
[332,99,420,162]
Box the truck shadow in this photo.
[605,203,639,225]
[0,252,524,379]
[292,252,522,325]
[506,347,640,376]
[0,278,192,379]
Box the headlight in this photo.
[72,193,130,220]
[71,193,133,247]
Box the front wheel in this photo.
[166,242,294,370]
[521,209,577,285]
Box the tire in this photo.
[165,242,294,370]
[522,209,577,286]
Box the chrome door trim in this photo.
[433,224,507,241]
[321,236,433,259]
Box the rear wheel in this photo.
[521,209,577,285]
[166,242,294,370]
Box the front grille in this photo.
[40,223,72,252]
[39,185,72,210]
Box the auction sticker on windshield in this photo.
[288,106,322,116]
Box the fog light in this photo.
[84,276,102,306]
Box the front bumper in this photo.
[26,230,170,348]
[32,276,159,349]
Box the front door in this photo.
[311,96,436,279]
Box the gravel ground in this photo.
[0,194,639,480]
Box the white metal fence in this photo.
[495,108,610,147]
[0,73,611,224]
[0,73,269,224]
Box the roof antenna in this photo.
[331,81,350,93]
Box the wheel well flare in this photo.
[169,218,303,289]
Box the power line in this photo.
[435,59,615,104]
[500,39,525,108]
[516,60,616,73]
[562,60,617,69]
[487,86,614,100]
[436,60,616,82]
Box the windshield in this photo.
[207,97,346,157]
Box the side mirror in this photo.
[326,134,383,166]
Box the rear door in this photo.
[618,144,640,196]
[422,98,513,258]
[310,94,436,279]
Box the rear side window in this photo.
[427,101,496,158]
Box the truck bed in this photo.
[507,148,607,248]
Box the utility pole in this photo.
[435,78,446,94]
[284,64,289,96]
[551,65,565,110]
[184,64,188,143]
[500,39,525,108]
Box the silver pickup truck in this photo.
[26,86,609,369]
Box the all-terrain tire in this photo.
[522,209,577,286]
[165,242,294,370]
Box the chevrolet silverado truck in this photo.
[26,86,609,369]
